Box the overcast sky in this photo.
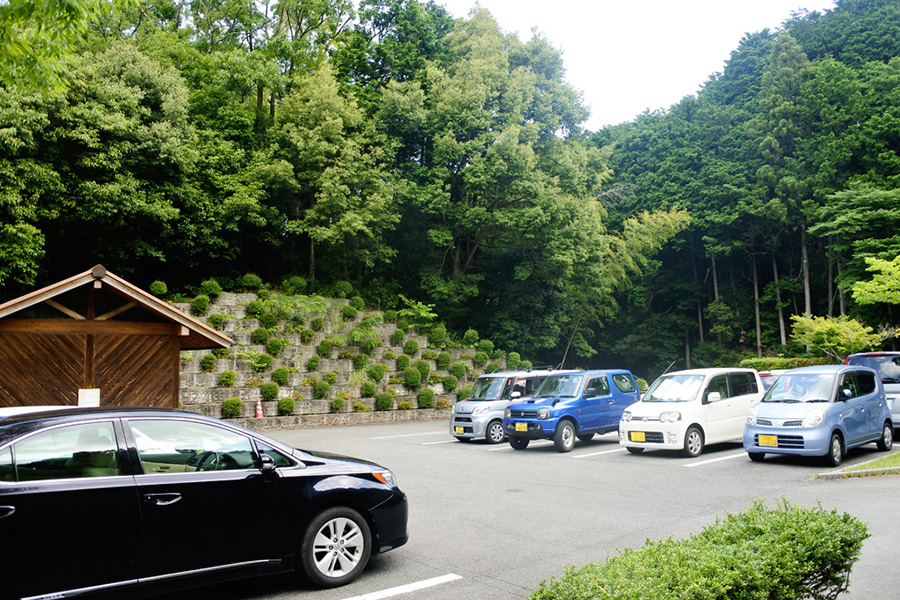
[436,0,838,131]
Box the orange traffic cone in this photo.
[256,397,264,418]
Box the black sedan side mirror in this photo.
[259,454,277,473]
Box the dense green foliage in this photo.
[3,0,900,377]
[531,499,868,600]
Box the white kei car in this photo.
[619,368,764,457]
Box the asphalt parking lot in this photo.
[174,420,900,600]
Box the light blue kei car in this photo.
[743,364,893,466]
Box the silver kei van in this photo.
[450,369,568,443]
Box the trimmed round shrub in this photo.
[397,400,414,410]
[436,351,452,370]
[324,371,338,385]
[473,351,488,367]
[333,281,354,298]
[417,388,435,408]
[218,370,236,387]
[384,350,396,360]
[428,323,447,345]
[375,393,394,411]
[250,353,273,372]
[244,299,265,318]
[507,352,521,369]
[520,359,532,370]
[266,337,286,357]
[391,329,405,345]
[476,339,494,355]
[257,288,270,300]
[354,353,369,371]
[191,294,210,316]
[403,367,421,388]
[200,354,216,373]
[449,361,468,379]
[403,339,420,355]
[413,359,430,381]
[277,396,295,415]
[314,381,330,399]
[353,401,371,412]
[317,339,332,357]
[307,354,321,371]
[149,280,167,297]
[251,327,269,344]
[300,328,315,344]
[442,374,458,392]
[260,312,279,329]
[331,397,345,412]
[359,337,378,354]
[396,354,410,370]
[458,385,473,401]
[260,382,279,401]
[241,273,263,290]
[485,362,503,374]
[491,349,507,360]
[221,397,242,418]
[384,310,398,322]
[361,381,377,397]
[311,316,325,331]
[199,279,222,299]
[207,313,226,330]
[367,363,387,383]
[462,328,479,347]
[349,295,365,310]
[272,366,290,386]
[341,305,358,320]
[281,275,307,295]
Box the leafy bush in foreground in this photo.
[530,499,868,600]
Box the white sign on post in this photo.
[78,388,101,407]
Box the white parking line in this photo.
[572,448,627,458]
[369,431,446,440]
[422,439,457,445]
[683,452,747,468]
[342,573,463,600]
[488,440,555,451]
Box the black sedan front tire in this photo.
[299,507,372,588]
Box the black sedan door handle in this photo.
[0,505,15,519]
[143,493,182,506]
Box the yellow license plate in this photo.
[515,422,528,432]
[454,426,464,434]
[630,431,646,443]
[759,434,778,447]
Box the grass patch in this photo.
[844,451,900,472]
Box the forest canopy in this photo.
[2,0,900,377]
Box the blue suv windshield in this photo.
[534,375,583,398]
[644,374,703,402]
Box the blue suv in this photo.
[502,369,640,452]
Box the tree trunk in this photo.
[801,225,811,317]
[692,248,704,342]
[684,329,692,369]
[772,252,787,346]
[752,254,762,358]
[309,238,316,281]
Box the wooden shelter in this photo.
[0,265,233,409]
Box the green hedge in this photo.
[530,499,868,600]
[739,357,835,371]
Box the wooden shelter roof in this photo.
[0,265,233,350]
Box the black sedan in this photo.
[0,407,408,600]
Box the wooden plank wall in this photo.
[0,332,178,408]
